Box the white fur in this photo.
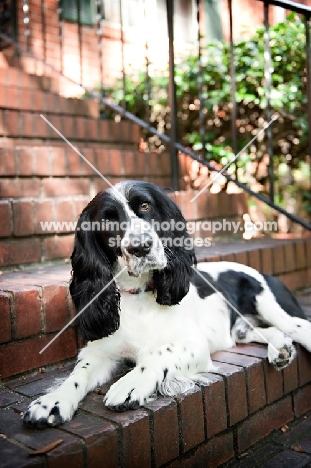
[24,262,310,427]
[23,187,311,427]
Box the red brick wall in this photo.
[13,0,311,97]
[0,145,173,267]
[0,238,310,378]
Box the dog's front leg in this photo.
[23,344,117,428]
[104,340,212,411]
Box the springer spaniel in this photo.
[23,181,311,428]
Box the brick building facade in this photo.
[5,0,310,97]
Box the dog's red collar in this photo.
[123,281,154,294]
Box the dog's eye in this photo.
[140,202,150,211]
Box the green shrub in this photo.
[101,13,310,217]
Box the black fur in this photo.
[122,181,196,306]
[70,192,121,341]
[263,274,305,319]
[70,181,196,340]
[192,269,264,327]
[192,270,216,299]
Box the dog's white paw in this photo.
[23,393,75,428]
[267,342,296,370]
[104,367,160,411]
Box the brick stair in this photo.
[0,60,175,268]
[0,63,61,93]
[0,86,99,118]
[0,237,310,379]
[0,287,310,467]
[1,61,311,467]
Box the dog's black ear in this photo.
[152,189,196,306]
[69,195,120,341]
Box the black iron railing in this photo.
[0,0,16,48]
[0,0,310,231]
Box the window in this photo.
[156,0,196,45]
[102,0,196,41]
[102,0,144,29]
[203,0,222,41]
[60,0,95,26]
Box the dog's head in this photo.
[70,181,196,340]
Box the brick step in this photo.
[0,238,310,377]
[0,191,245,237]
[0,289,310,467]
[0,109,140,142]
[0,63,60,93]
[0,145,170,182]
[0,84,98,117]
[0,146,172,204]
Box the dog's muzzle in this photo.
[120,219,166,276]
[123,233,153,257]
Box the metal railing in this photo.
[0,0,310,231]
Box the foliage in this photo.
[100,13,311,221]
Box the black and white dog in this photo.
[23,181,311,428]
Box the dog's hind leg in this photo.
[233,319,296,370]
[255,287,311,353]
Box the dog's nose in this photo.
[126,234,153,257]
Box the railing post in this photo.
[119,0,126,111]
[76,0,83,85]
[166,0,179,191]
[143,0,151,126]
[305,14,311,221]
[228,0,238,178]
[264,2,274,202]
[196,0,205,160]
[22,0,30,50]
[57,0,63,74]
[41,0,47,64]
[96,0,104,91]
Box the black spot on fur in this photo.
[263,274,306,319]
[163,368,168,381]
[200,270,264,328]
[50,406,60,416]
[74,382,79,388]
[125,389,135,403]
[158,351,162,355]
[192,269,215,299]
[141,366,145,372]
[167,347,172,352]
[42,405,47,409]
